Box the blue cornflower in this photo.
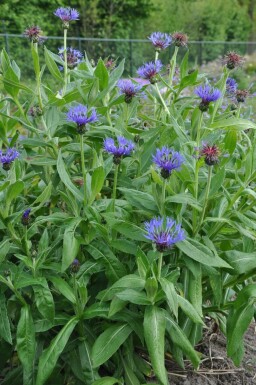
[137,60,163,84]
[70,258,80,273]
[144,216,185,252]
[195,85,221,111]
[226,78,237,95]
[104,136,135,164]
[153,146,184,179]
[58,47,83,69]
[117,79,142,103]
[0,148,19,170]
[54,7,79,28]
[148,32,172,51]
[66,104,98,134]
[21,209,31,226]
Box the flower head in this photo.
[58,47,83,69]
[66,104,98,134]
[29,106,43,118]
[145,216,185,252]
[70,258,80,273]
[200,143,221,166]
[104,58,116,70]
[195,85,221,111]
[148,32,172,51]
[153,147,184,179]
[21,209,31,226]
[172,32,188,47]
[0,148,19,170]
[104,136,135,164]
[24,26,44,44]
[223,51,245,70]
[117,79,142,103]
[226,77,237,95]
[236,89,249,103]
[54,7,79,28]
[137,60,163,84]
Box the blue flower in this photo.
[54,7,79,27]
[0,148,19,170]
[137,60,163,84]
[153,146,184,179]
[21,209,31,226]
[144,216,185,252]
[70,258,80,273]
[104,136,135,164]
[66,104,98,134]
[58,47,83,69]
[148,32,172,51]
[117,79,142,103]
[226,78,237,95]
[195,85,221,111]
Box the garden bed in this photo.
[162,323,256,384]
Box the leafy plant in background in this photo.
[0,6,256,385]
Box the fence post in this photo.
[198,41,203,66]
[129,40,133,76]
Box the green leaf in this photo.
[49,277,76,304]
[92,324,132,368]
[90,166,105,204]
[44,47,63,82]
[17,306,36,385]
[209,168,225,197]
[62,218,81,272]
[36,317,78,385]
[116,289,151,305]
[33,284,55,322]
[79,340,97,384]
[0,295,12,344]
[92,378,121,385]
[5,180,24,213]
[160,278,178,319]
[166,193,202,210]
[98,274,145,301]
[177,295,203,324]
[227,303,254,364]
[118,188,158,212]
[165,312,200,369]
[94,58,109,91]
[177,239,231,268]
[188,269,202,317]
[0,239,10,263]
[85,241,126,282]
[57,151,83,202]
[109,220,146,242]
[210,117,256,131]
[224,250,256,275]
[143,306,168,385]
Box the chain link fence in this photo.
[0,33,256,78]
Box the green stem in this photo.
[32,42,43,110]
[24,226,31,258]
[158,252,163,280]
[236,104,241,118]
[196,166,212,234]
[80,135,87,206]
[169,46,179,88]
[155,83,170,116]
[63,28,68,95]
[112,164,119,212]
[161,179,167,215]
[192,112,203,234]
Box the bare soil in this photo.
[165,323,256,385]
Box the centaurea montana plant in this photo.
[1,8,256,385]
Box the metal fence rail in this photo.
[0,33,255,77]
